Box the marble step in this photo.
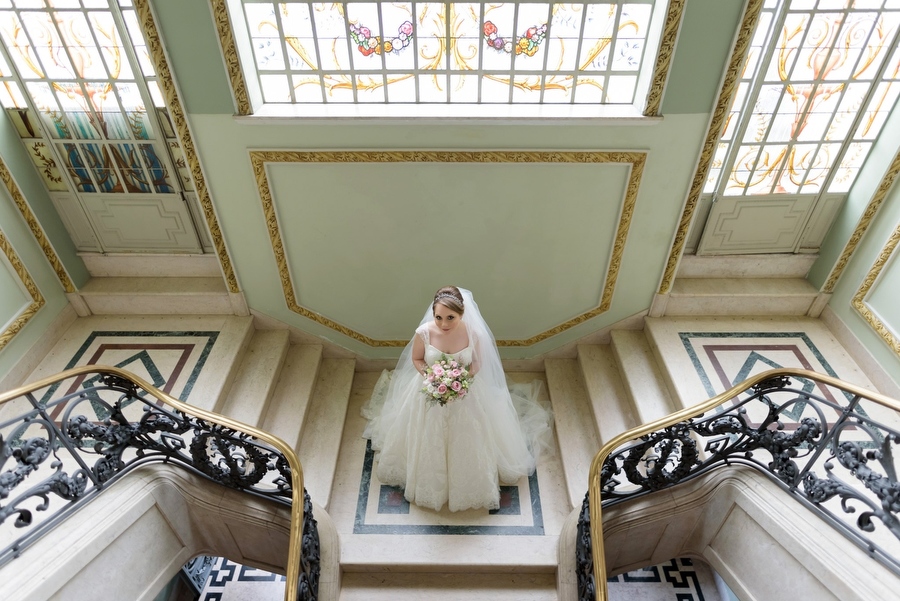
[666,277,818,316]
[339,571,557,601]
[76,276,234,315]
[259,344,324,452]
[576,344,639,446]
[297,357,356,510]
[545,358,601,509]
[215,329,290,428]
[609,330,677,425]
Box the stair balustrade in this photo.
[577,367,900,601]
[0,365,319,601]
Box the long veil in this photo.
[362,288,554,467]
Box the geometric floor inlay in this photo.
[42,330,218,408]
[353,440,545,535]
[607,557,721,601]
[680,331,843,398]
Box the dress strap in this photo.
[415,324,430,345]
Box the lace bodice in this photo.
[418,325,475,366]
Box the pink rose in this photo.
[458,388,467,398]
[360,27,371,38]
[450,360,458,368]
[437,383,448,394]
[400,21,413,36]
[451,368,461,378]
[451,380,462,391]
[427,373,434,382]
[433,365,444,377]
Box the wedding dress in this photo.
[361,289,553,512]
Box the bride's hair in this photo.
[433,286,465,316]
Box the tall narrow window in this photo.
[707,0,900,197]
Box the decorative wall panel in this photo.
[80,194,202,252]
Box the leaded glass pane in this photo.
[0,1,180,195]
[711,0,900,197]
[235,0,659,105]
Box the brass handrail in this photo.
[0,365,307,601]
[586,367,900,601]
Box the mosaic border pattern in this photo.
[35,331,219,407]
[0,225,45,353]
[679,331,843,399]
[250,150,645,347]
[353,440,545,535]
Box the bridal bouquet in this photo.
[422,354,472,406]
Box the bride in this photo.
[361,286,553,512]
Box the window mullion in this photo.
[716,0,791,197]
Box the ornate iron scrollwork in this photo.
[0,370,319,600]
[576,373,900,599]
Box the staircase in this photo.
[3,291,898,601]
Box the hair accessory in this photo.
[435,293,463,304]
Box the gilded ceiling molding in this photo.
[823,146,900,294]
[0,157,74,293]
[851,222,900,357]
[643,0,686,117]
[0,227,45,353]
[656,0,764,295]
[250,150,645,347]
[209,0,252,116]
[132,0,240,293]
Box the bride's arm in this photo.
[411,333,427,377]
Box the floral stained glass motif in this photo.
[238,1,656,104]
[707,0,900,196]
[0,0,177,195]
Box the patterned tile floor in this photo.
[195,555,723,600]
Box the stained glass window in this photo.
[706,0,900,197]
[234,1,661,108]
[0,0,184,194]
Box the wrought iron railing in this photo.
[577,367,900,601]
[0,365,319,601]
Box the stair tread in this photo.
[545,358,600,509]
[610,330,676,425]
[260,344,323,451]
[79,276,228,294]
[297,357,356,509]
[577,344,638,445]
[217,329,290,427]
[671,277,817,296]
[340,572,557,601]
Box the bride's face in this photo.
[433,304,462,333]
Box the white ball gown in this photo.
[361,291,553,512]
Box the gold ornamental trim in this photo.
[0,226,45,353]
[0,157,74,293]
[824,145,900,294]
[133,0,240,293]
[643,0,686,117]
[657,0,765,295]
[250,150,645,347]
[851,222,900,358]
[210,0,252,116]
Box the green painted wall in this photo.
[0,115,89,289]
[0,112,86,383]
[661,0,746,115]
[152,0,237,115]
